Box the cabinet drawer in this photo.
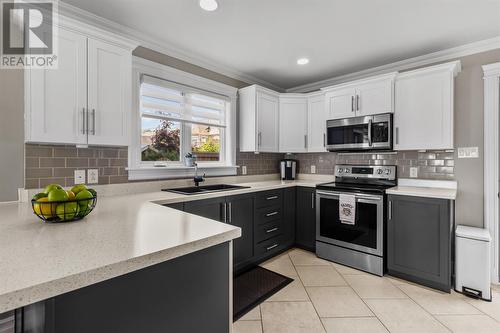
[256,220,283,243]
[255,190,282,208]
[255,234,286,256]
[256,206,282,225]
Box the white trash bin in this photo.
[455,225,491,301]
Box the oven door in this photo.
[326,113,392,151]
[316,190,384,256]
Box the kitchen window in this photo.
[129,58,238,181]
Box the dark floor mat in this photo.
[233,266,293,321]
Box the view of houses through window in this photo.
[139,76,226,164]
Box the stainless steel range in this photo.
[316,165,397,276]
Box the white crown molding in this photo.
[58,2,284,92]
[483,62,500,78]
[287,36,500,93]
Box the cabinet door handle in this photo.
[266,211,278,217]
[395,127,399,145]
[91,109,96,135]
[323,133,326,147]
[222,203,227,223]
[228,202,232,223]
[266,196,278,200]
[304,135,308,149]
[388,201,392,220]
[266,227,279,233]
[82,108,87,134]
[351,96,355,112]
[258,132,262,147]
[356,94,360,111]
[311,192,315,209]
[266,244,278,251]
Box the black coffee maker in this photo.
[280,159,297,180]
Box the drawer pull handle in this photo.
[266,227,279,233]
[266,244,278,251]
[266,211,278,217]
[266,196,278,200]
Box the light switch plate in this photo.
[410,167,418,178]
[242,166,247,175]
[74,170,86,184]
[311,165,316,174]
[87,169,99,184]
[458,147,479,159]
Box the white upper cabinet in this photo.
[323,73,396,120]
[87,39,131,146]
[324,87,356,119]
[25,23,137,146]
[394,61,460,151]
[307,93,327,152]
[26,28,87,144]
[239,85,279,152]
[279,96,308,153]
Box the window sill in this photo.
[127,165,238,181]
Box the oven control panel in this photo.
[335,165,396,180]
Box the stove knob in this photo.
[344,169,350,174]
[384,169,391,175]
[337,168,343,174]
[377,169,383,175]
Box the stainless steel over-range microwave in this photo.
[326,113,393,152]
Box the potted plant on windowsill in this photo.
[185,153,196,167]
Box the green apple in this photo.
[71,184,88,195]
[56,202,79,220]
[32,192,48,201]
[76,189,93,211]
[43,184,63,194]
[48,188,69,202]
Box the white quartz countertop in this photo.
[0,179,320,313]
[386,179,457,200]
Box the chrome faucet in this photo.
[193,162,206,187]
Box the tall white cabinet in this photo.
[394,61,460,150]
[239,85,280,152]
[25,25,137,146]
[279,95,308,153]
[307,92,327,153]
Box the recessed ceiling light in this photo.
[199,0,218,11]
[297,58,309,65]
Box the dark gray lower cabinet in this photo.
[183,195,254,272]
[295,187,316,251]
[227,194,254,270]
[387,194,453,292]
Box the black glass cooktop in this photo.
[316,182,395,195]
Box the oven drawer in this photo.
[256,206,282,225]
[255,234,286,256]
[256,220,283,243]
[255,190,282,208]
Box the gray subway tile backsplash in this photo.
[25,143,454,189]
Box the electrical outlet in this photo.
[311,165,316,174]
[410,167,418,178]
[458,147,479,159]
[242,166,247,175]
[74,170,86,184]
[87,169,99,184]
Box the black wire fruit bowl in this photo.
[31,195,97,223]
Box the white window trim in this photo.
[129,57,238,181]
[483,62,500,284]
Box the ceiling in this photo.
[61,0,500,90]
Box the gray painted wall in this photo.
[0,69,24,202]
[452,49,500,228]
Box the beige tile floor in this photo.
[234,248,500,333]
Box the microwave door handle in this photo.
[368,119,373,146]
